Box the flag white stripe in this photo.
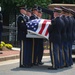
[42,21,50,35]
[36,19,44,33]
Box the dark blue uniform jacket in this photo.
[67,16,73,42]
[17,14,28,41]
[48,17,64,44]
[60,15,69,42]
[72,16,75,41]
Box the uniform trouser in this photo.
[50,42,64,68]
[62,41,69,66]
[26,38,33,65]
[20,40,26,66]
[33,38,39,64]
[49,42,53,65]
[33,38,44,64]
[67,41,73,66]
[20,39,33,66]
[38,39,44,63]
[59,43,64,67]
[51,42,60,68]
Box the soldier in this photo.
[17,5,31,68]
[60,6,70,67]
[48,8,64,69]
[37,8,44,65]
[38,8,43,18]
[69,9,75,42]
[60,7,74,67]
[67,9,74,66]
[30,5,39,20]
[26,8,32,21]
[30,5,39,66]
[0,11,3,54]
[25,8,33,67]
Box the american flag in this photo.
[26,19,51,39]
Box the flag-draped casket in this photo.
[26,19,51,40]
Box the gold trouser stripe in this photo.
[51,42,55,68]
[21,40,24,65]
[32,38,34,63]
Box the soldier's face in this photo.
[54,12,58,18]
[33,10,38,16]
[38,12,42,18]
[27,12,31,17]
[20,9,27,15]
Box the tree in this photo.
[0,0,51,26]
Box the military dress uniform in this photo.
[17,12,30,67]
[67,15,73,66]
[60,15,69,67]
[69,9,75,42]
[30,6,41,65]
[48,17,64,69]
[30,8,44,65]
[25,8,33,66]
[36,7,44,65]
[30,13,39,65]
[48,8,65,69]
[72,16,75,42]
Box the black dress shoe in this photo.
[20,65,32,68]
[38,62,44,65]
[59,66,64,69]
[20,65,25,68]
[48,66,58,70]
[33,63,39,66]
[64,65,69,67]
[29,64,33,67]
[24,65,32,68]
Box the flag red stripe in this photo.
[45,20,51,36]
[39,20,47,34]
[45,29,48,36]
[45,24,48,36]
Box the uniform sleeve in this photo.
[48,20,53,33]
[73,18,75,40]
[17,16,27,31]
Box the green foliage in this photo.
[0,0,50,21]
[0,0,51,13]
[0,0,51,26]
